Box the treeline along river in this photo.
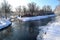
[0,15,55,40]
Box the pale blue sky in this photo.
[28,0,59,10]
[0,0,59,11]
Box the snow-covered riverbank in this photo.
[37,16,60,40]
[0,19,11,30]
[17,14,55,22]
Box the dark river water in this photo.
[0,17,55,40]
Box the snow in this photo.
[0,21,6,25]
[17,14,56,22]
[0,19,11,29]
[37,18,60,40]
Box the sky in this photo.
[0,0,59,11]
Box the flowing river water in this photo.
[0,16,56,40]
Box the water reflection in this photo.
[0,26,12,40]
[0,17,54,40]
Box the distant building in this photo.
[54,5,60,15]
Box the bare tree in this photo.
[42,5,53,15]
[22,6,27,15]
[1,0,11,19]
[28,2,39,16]
[16,6,21,16]
[42,5,52,12]
[0,8,2,17]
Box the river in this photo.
[0,16,55,40]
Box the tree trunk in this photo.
[5,13,7,19]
